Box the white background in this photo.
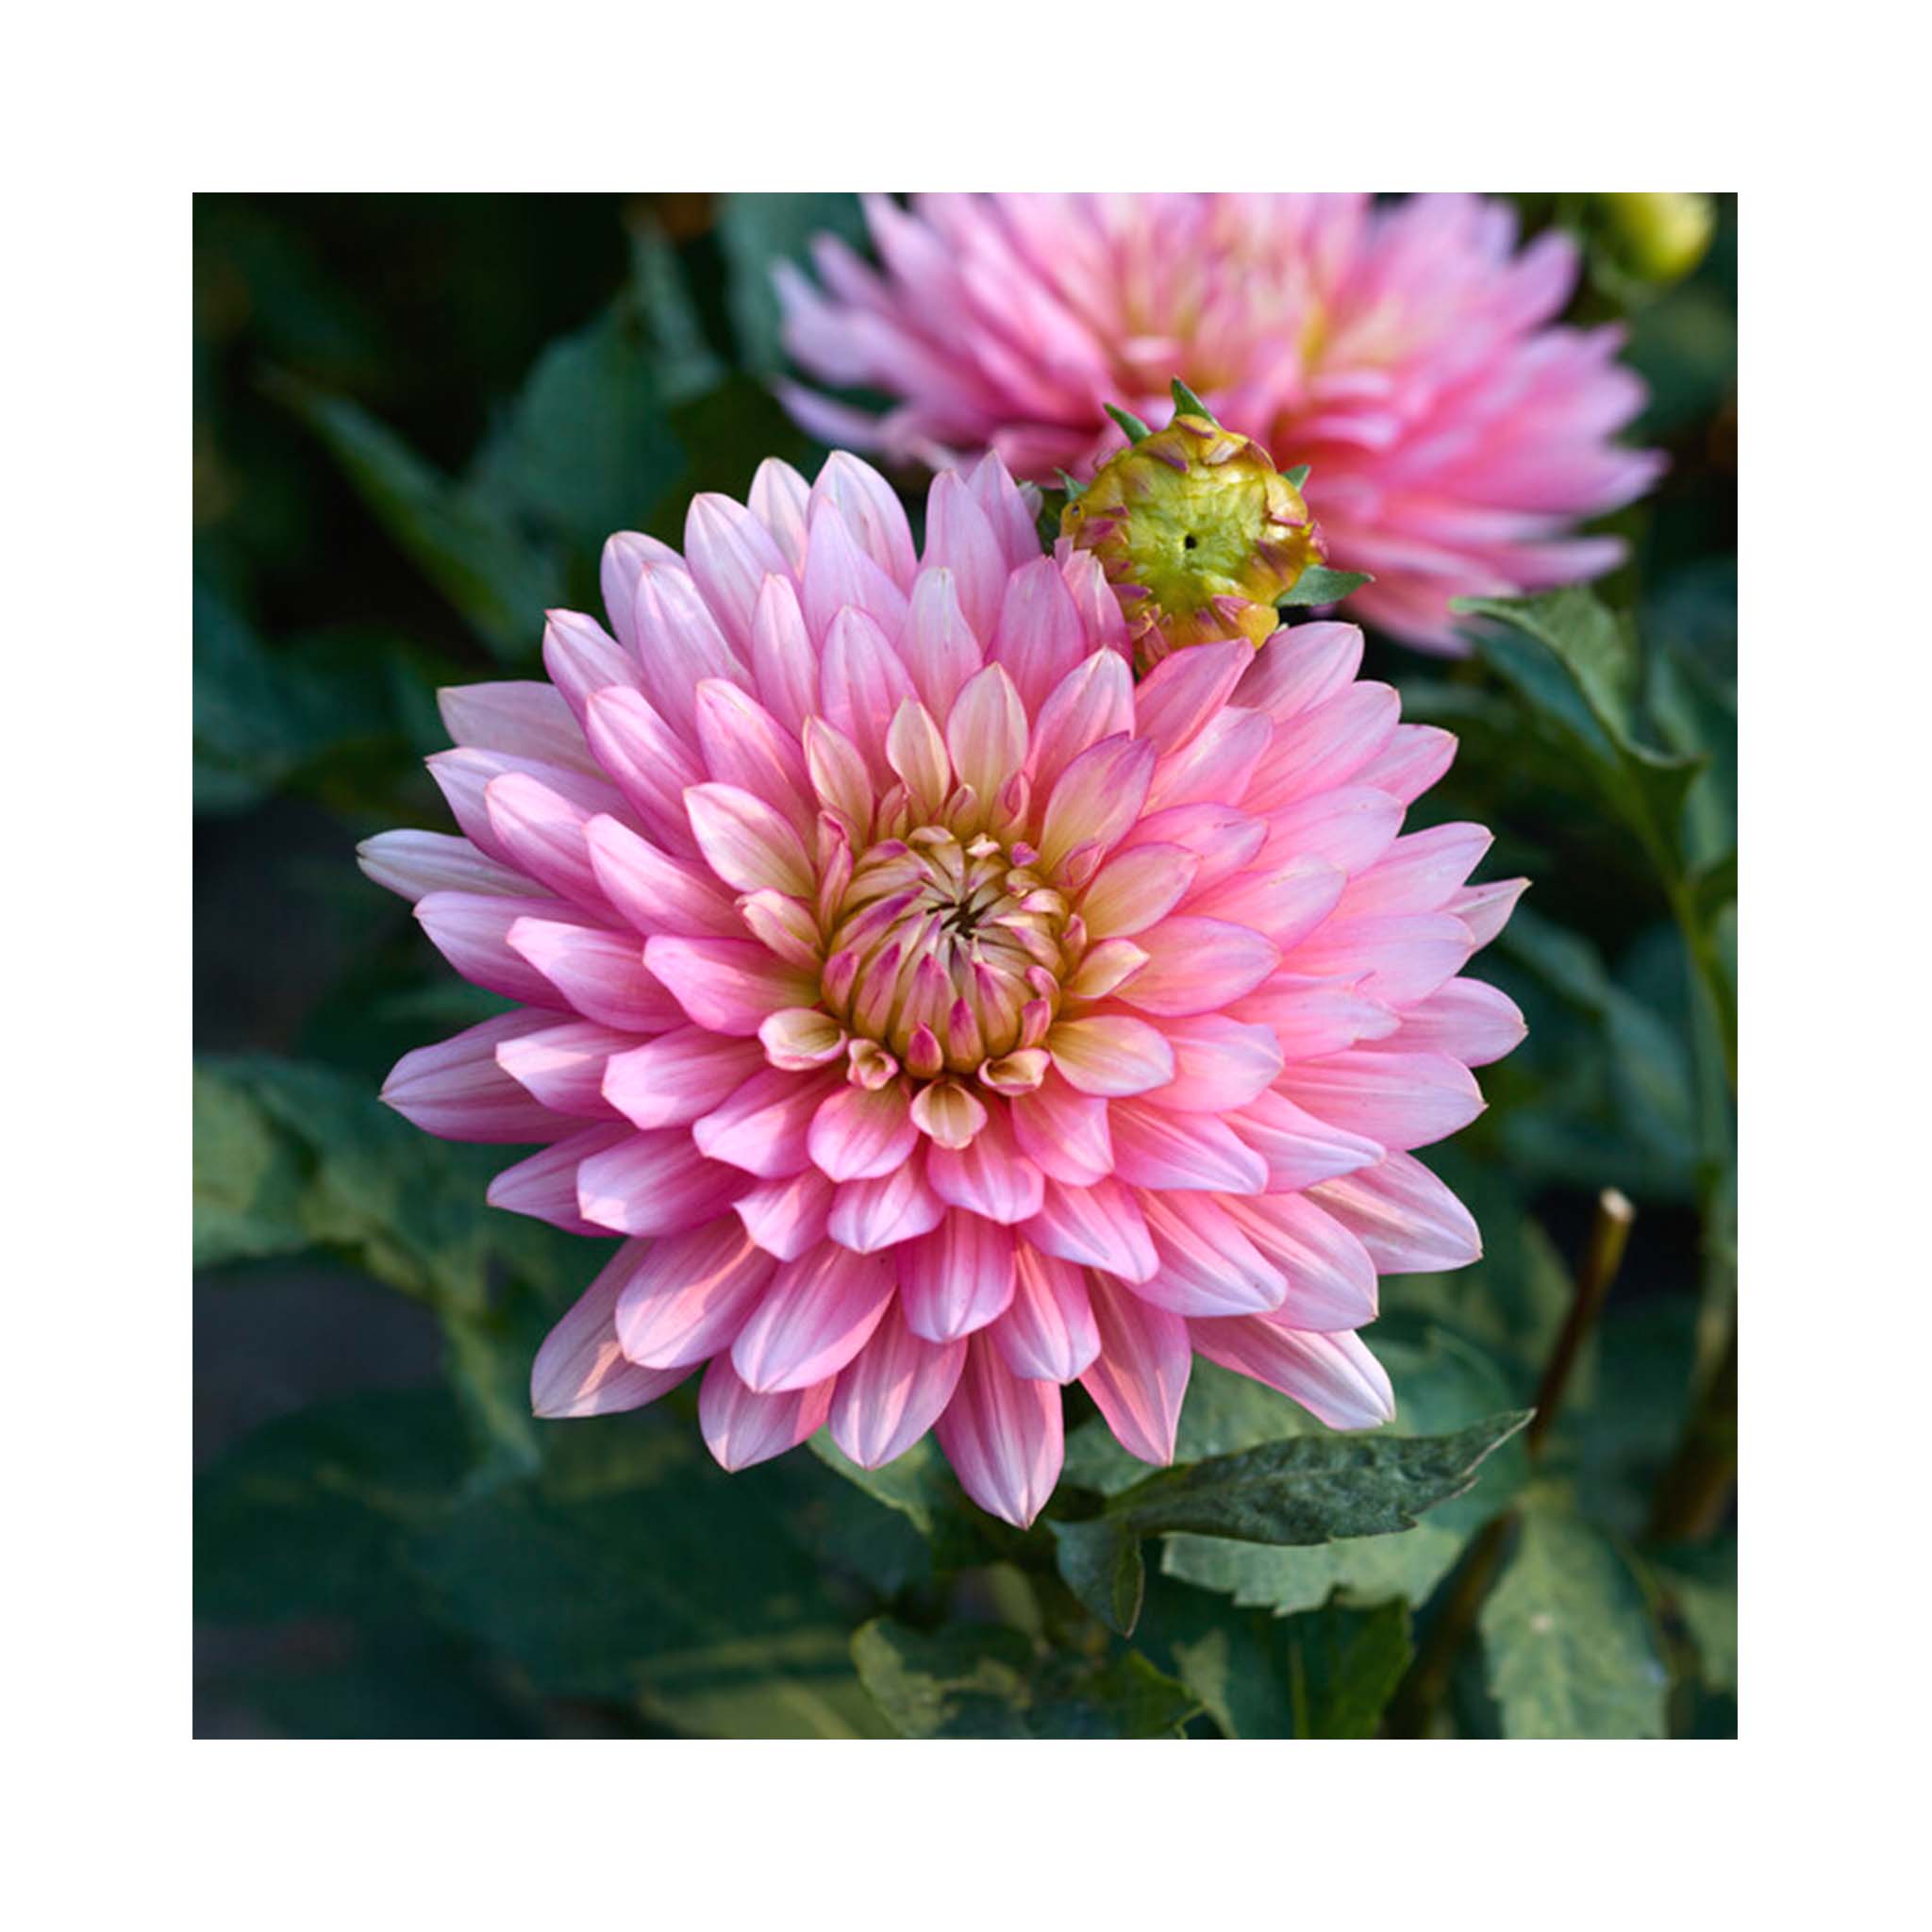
[6,1,1922,1924]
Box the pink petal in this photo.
[494,1017,635,1121]
[1225,1090,1385,1189]
[1246,681,1401,812]
[802,502,909,643]
[1189,1319,1396,1430]
[733,1168,835,1260]
[748,458,812,575]
[439,679,591,772]
[1284,912,1475,1007]
[1028,649,1136,796]
[1143,708,1272,813]
[486,1123,632,1234]
[1145,1015,1283,1111]
[924,1108,1045,1224]
[812,452,920,588]
[1189,858,1346,949]
[1133,1191,1289,1315]
[692,679,815,836]
[415,892,576,1008]
[543,608,641,724]
[1254,786,1402,878]
[630,563,748,737]
[1215,1192,1379,1330]
[603,1028,767,1131]
[749,575,819,738]
[991,1245,1101,1382]
[1231,979,1401,1061]
[820,606,918,784]
[808,1080,920,1183]
[730,1243,897,1393]
[599,532,680,653]
[899,567,986,716]
[934,1333,1065,1527]
[613,1216,779,1368]
[1023,1176,1158,1282]
[483,772,609,914]
[685,782,814,896]
[700,1357,835,1472]
[944,661,1029,809]
[1047,1014,1175,1098]
[575,1130,748,1236]
[921,471,1007,640]
[1445,877,1529,949]
[1278,1049,1485,1151]
[692,1065,841,1177]
[990,555,1086,713]
[1379,977,1527,1066]
[1114,916,1280,1016]
[1236,622,1364,722]
[582,687,705,858]
[1337,823,1494,917]
[684,491,792,653]
[1082,1274,1191,1465]
[381,1010,575,1143]
[898,1211,1017,1341]
[1121,802,1267,891]
[829,1303,967,1469]
[583,816,743,939]
[1355,724,1457,806]
[531,1247,697,1419]
[1308,1150,1484,1274]
[1133,640,1253,757]
[827,1160,948,1254]
[1037,734,1156,875]
[358,829,525,902]
[1008,1077,1114,1185]
[1077,843,1201,938]
[643,937,820,1037]
[508,918,682,1033]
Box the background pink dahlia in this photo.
[361,450,1525,1527]
[775,192,1663,653]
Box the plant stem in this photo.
[1646,1320,1737,1543]
[1386,1188,1636,1736]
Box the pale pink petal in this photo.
[1077,843,1200,939]
[1133,640,1253,757]
[802,503,910,642]
[1278,1049,1485,1151]
[1114,917,1280,1016]
[826,1160,947,1254]
[692,1064,841,1177]
[991,1245,1101,1382]
[575,1130,748,1235]
[1132,1191,1289,1315]
[643,937,819,1037]
[692,678,815,835]
[603,1028,767,1131]
[1027,649,1135,796]
[1189,858,1346,949]
[730,1243,896,1392]
[944,661,1029,809]
[582,687,705,858]
[1337,823,1493,917]
[381,1011,576,1143]
[1082,1273,1191,1464]
[685,782,815,896]
[898,1211,1017,1341]
[966,450,1041,570]
[630,563,748,736]
[1226,1089,1385,1189]
[483,772,609,914]
[439,680,591,772]
[1121,802,1267,890]
[508,918,683,1033]
[934,1332,1065,1527]
[1308,1150,1484,1274]
[820,605,919,785]
[1008,1077,1115,1185]
[1047,1014,1175,1098]
[1377,977,1527,1066]
[1143,708,1272,813]
[990,554,1086,713]
[426,747,630,870]
[1189,1319,1396,1430]
[415,892,576,1008]
[899,567,986,716]
[684,492,791,652]
[813,451,920,588]
[1283,912,1475,1007]
[358,829,525,902]
[1254,786,1402,877]
[1236,622,1364,722]
[1445,877,1529,949]
[1230,979,1402,1061]
[486,1123,632,1234]
[1246,682,1401,812]
[1023,1176,1158,1282]
[921,470,1007,640]
[583,816,742,940]
[543,608,641,724]
[531,1247,697,1418]
[1354,724,1457,807]
[924,1108,1045,1224]
[1145,1014,1283,1111]
[1037,734,1156,874]
[829,1303,967,1469]
[1216,1192,1380,1330]
[494,1017,634,1121]
[733,1168,835,1260]
[747,457,812,575]
[700,1356,836,1472]
[613,1216,779,1368]
[808,1080,920,1183]
[599,532,680,653]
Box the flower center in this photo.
[822,825,1073,1075]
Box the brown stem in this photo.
[1645,1320,1737,1544]
[1385,1189,1637,1737]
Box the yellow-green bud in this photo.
[1061,414,1323,670]
[1596,192,1716,287]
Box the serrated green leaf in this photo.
[272,375,559,661]
[1105,403,1152,443]
[1479,1492,1668,1738]
[851,1619,1196,1740]
[1170,377,1215,423]
[1279,564,1372,608]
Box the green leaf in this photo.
[851,1619,1197,1740]
[1105,403,1152,443]
[1654,1535,1737,1696]
[271,375,559,662]
[806,1430,998,1573]
[1074,1336,1530,1621]
[1054,467,1086,500]
[1460,588,1706,874]
[196,1389,473,1625]
[411,1420,893,1737]
[1140,1583,1411,1739]
[1479,1491,1669,1738]
[1169,377,1216,423]
[1281,462,1311,489]
[1279,564,1372,608]
[1055,1396,1529,1636]
[193,1056,593,1316]
[714,192,867,375]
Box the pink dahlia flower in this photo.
[361,451,1526,1526]
[776,193,1662,653]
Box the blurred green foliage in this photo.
[194,193,1737,1739]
